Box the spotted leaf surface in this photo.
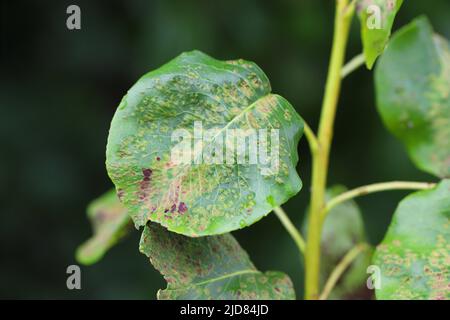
[76,189,131,265]
[139,223,295,300]
[375,17,450,178]
[357,0,403,69]
[106,50,304,236]
[373,180,450,300]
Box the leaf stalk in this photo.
[273,206,306,254]
[322,181,436,220]
[341,53,365,78]
[319,243,368,300]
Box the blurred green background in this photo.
[1,0,449,299]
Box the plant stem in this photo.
[341,53,365,78]
[303,122,319,155]
[322,181,436,220]
[305,0,354,300]
[273,206,305,254]
[319,243,368,300]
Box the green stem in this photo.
[273,206,305,254]
[305,0,354,300]
[303,122,319,155]
[319,243,368,300]
[322,181,436,220]
[341,53,365,78]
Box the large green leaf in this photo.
[319,186,373,299]
[375,17,450,178]
[106,50,304,236]
[357,0,403,69]
[373,180,450,300]
[139,223,295,300]
[76,189,131,265]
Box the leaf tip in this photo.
[75,244,98,266]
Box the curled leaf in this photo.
[76,189,131,265]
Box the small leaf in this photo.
[373,179,450,300]
[375,17,450,178]
[357,0,403,69]
[76,189,131,265]
[106,50,304,236]
[320,186,373,299]
[139,223,295,300]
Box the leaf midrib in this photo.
[165,269,261,291]
[191,94,275,161]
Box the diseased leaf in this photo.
[139,223,295,300]
[375,17,450,178]
[373,180,450,300]
[357,0,403,69]
[106,50,304,236]
[76,189,131,265]
[320,186,373,299]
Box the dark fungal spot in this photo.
[156,156,161,161]
[178,202,188,214]
[170,204,177,213]
[139,168,153,200]
[142,168,153,179]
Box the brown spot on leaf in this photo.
[139,169,153,200]
[178,202,188,214]
[142,168,153,178]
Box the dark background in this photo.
[1,0,449,299]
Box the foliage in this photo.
[140,222,295,300]
[76,189,130,265]
[77,1,449,300]
[375,16,450,178]
[357,0,404,69]
[373,180,450,300]
[106,51,304,236]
